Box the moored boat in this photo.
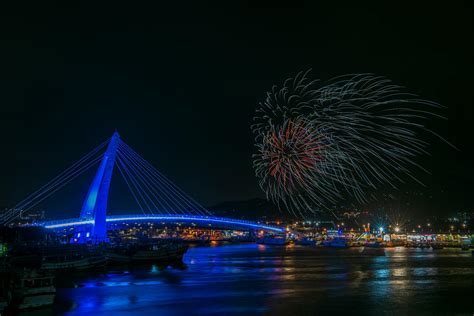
[322,237,349,248]
[10,269,55,311]
[460,237,471,251]
[256,236,287,245]
[461,244,470,251]
[133,242,188,262]
[296,237,316,246]
[106,240,188,264]
[41,253,106,271]
[40,245,106,271]
[366,241,383,248]
[230,235,255,243]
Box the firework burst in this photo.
[255,118,332,215]
[252,71,448,216]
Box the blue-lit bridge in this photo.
[1,132,284,240]
[40,215,283,232]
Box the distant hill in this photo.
[207,198,295,221]
[208,198,349,223]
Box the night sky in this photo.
[1,2,472,217]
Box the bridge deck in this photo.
[38,214,285,232]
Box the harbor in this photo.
[1,222,473,314]
[2,243,472,315]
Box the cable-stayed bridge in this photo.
[1,132,283,242]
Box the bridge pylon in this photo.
[78,131,120,242]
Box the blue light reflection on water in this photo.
[54,244,474,315]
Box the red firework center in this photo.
[263,118,325,190]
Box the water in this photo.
[37,244,474,315]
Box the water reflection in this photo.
[51,244,474,315]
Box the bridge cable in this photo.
[12,138,110,211]
[119,143,211,215]
[118,145,185,216]
[118,142,207,216]
[2,155,103,224]
[120,141,212,216]
[118,142,210,216]
[117,145,179,215]
[14,154,106,214]
[118,144,197,215]
[115,150,162,215]
[115,154,145,215]
[2,155,104,225]
[115,155,153,215]
[121,144,197,216]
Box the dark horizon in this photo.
[1,2,472,217]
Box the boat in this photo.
[7,243,107,271]
[40,246,106,271]
[230,235,255,243]
[366,241,383,248]
[10,269,55,310]
[133,242,188,263]
[41,253,106,271]
[460,237,471,251]
[256,236,287,245]
[9,254,42,268]
[322,237,349,248]
[106,241,188,264]
[296,237,316,246]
